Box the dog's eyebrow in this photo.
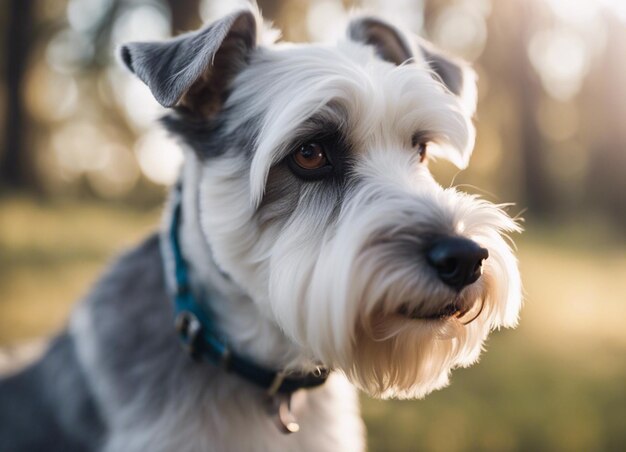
[288,103,349,143]
[411,130,438,146]
[280,112,351,162]
[294,116,344,140]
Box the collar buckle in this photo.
[175,310,203,360]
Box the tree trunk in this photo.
[584,16,626,226]
[0,0,36,191]
[167,0,201,34]
[486,0,552,215]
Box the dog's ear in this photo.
[119,9,257,116]
[347,17,414,67]
[348,17,477,113]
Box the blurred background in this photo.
[0,0,624,450]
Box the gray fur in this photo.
[0,333,104,451]
[347,17,414,67]
[348,16,470,97]
[0,235,191,450]
[120,9,257,109]
[0,232,359,451]
[417,39,470,98]
[77,234,194,414]
[161,108,260,160]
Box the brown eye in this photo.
[417,142,428,163]
[293,143,328,170]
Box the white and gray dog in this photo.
[0,4,522,451]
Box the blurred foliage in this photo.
[0,197,159,343]
[0,0,625,225]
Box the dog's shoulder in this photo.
[84,232,168,323]
[0,333,105,451]
[72,232,202,416]
[0,236,167,451]
[96,232,165,293]
[78,231,176,364]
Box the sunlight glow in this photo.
[87,144,140,198]
[46,29,94,74]
[25,63,78,122]
[51,122,110,175]
[528,28,590,101]
[67,0,111,32]
[547,0,626,23]
[135,127,184,186]
[432,3,488,61]
[306,0,347,43]
[363,0,424,32]
[111,4,170,47]
[119,76,165,131]
[199,0,251,22]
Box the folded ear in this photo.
[348,17,477,114]
[119,9,257,116]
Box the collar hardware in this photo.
[174,310,203,360]
[165,187,329,433]
[266,392,301,434]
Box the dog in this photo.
[0,4,522,451]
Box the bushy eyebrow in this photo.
[279,104,350,155]
[411,130,438,147]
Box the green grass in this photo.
[1,197,625,451]
[0,197,160,343]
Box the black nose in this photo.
[427,237,489,291]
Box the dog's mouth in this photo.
[396,302,470,321]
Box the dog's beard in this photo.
[268,180,521,399]
[347,266,501,399]
[195,153,520,398]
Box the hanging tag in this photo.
[266,393,300,434]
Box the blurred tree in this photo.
[166,0,201,33]
[1,0,37,192]
[501,0,553,215]
[0,0,622,226]
[257,0,281,20]
[424,0,550,214]
[584,15,626,227]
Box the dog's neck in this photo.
[161,155,311,372]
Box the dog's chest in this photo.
[103,373,365,452]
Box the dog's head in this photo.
[121,5,521,399]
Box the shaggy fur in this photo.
[0,4,521,451]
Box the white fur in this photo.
[69,11,522,451]
[101,372,364,452]
[187,38,521,400]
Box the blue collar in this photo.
[167,187,329,397]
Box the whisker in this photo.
[461,296,485,326]
[452,183,499,200]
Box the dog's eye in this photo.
[293,143,328,170]
[287,142,334,180]
[412,134,429,163]
[416,142,428,163]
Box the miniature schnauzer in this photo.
[0,4,521,451]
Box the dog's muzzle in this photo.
[426,236,488,292]
[392,236,488,322]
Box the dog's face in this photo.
[122,8,521,399]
